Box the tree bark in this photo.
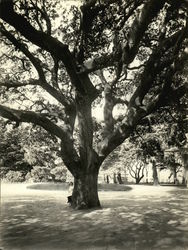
[185,169,188,188]
[135,175,144,184]
[181,152,188,188]
[113,173,117,184]
[72,168,100,209]
[135,178,140,184]
[173,167,177,184]
[152,160,159,186]
[117,172,123,184]
[67,89,101,209]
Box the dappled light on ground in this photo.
[0,184,188,250]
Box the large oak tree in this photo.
[0,0,187,209]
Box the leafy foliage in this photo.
[4,170,25,183]
[0,121,32,178]
[25,166,50,182]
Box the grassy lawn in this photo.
[0,183,188,250]
[26,182,132,191]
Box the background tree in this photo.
[0,0,187,209]
[181,149,188,187]
[101,96,187,185]
[140,138,164,185]
[163,152,183,184]
[22,124,63,171]
[0,118,67,182]
[126,160,145,184]
[0,119,32,181]
[128,95,187,185]
[101,146,124,183]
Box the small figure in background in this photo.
[67,182,73,205]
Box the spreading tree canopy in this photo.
[0,0,187,209]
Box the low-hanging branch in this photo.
[0,103,80,174]
[0,104,67,139]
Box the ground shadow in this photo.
[27,182,68,191]
[1,185,188,250]
[27,183,132,192]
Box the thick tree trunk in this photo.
[71,168,100,209]
[135,175,144,184]
[67,89,102,209]
[182,169,188,187]
[185,169,188,188]
[117,172,123,184]
[152,161,159,186]
[173,167,177,184]
[113,173,117,184]
[181,152,188,188]
[135,178,140,184]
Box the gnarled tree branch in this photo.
[0,103,80,176]
[0,24,74,109]
[129,27,188,108]
[0,0,98,98]
[80,0,166,74]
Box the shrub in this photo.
[27,166,51,182]
[50,166,67,182]
[4,171,25,183]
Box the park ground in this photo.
[0,183,188,250]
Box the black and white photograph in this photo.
[0,0,188,249]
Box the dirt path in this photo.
[0,184,188,250]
